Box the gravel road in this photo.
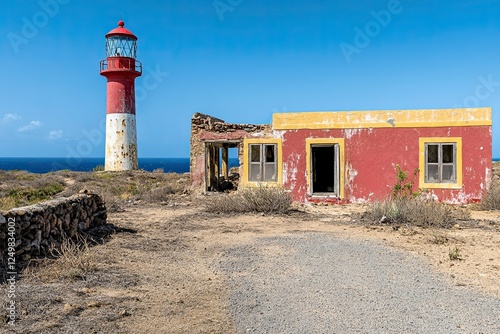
[219,232,500,334]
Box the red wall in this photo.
[281,126,492,203]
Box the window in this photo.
[106,36,137,58]
[419,137,462,189]
[243,138,282,186]
[249,144,277,181]
[425,143,456,183]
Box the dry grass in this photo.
[479,182,500,210]
[0,170,190,211]
[25,236,98,282]
[449,245,463,261]
[0,171,66,210]
[428,230,450,245]
[205,186,292,214]
[364,197,469,228]
[139,185,180,203]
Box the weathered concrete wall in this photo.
[190,112,270,192]
[281,126,492,203]
[0,194,107,262]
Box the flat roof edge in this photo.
[272,107,492,130]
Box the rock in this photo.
[120,309,131,317]
[32,230,42,250]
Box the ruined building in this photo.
[190,108,492,204]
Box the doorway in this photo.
[205,141,240,191]
[311,144,340,196]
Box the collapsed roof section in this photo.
[190,112,271,192]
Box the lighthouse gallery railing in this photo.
[100,58,142,74]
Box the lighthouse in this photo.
[100,20,142,171]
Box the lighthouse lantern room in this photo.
[100,20,142,171]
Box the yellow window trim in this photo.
[305,138,345,199]
[242,138,282,187]
[419,137,463,189]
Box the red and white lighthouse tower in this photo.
[100,20,142,171]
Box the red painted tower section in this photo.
[100,20,142,171]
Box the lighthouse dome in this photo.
[105,20,138,40]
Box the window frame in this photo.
[419,137,462,189]
[248,143,277,182]
[305,138,345,199]
[242,138,282,187]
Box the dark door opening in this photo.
[311,144,339,195]
[205,142,240,192]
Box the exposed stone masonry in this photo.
[190,112,271,192]
[191,112,269,133]
[0,193,107,262]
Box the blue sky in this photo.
[1,0,499,158]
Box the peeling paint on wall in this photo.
[191,108,492,204]
[105,113,138,171]
[344,128,362,140]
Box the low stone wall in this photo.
[0,193,107,262]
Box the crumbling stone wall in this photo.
[190,112,271,192]
[0,193,106,262]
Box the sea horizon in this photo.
[0,157,240,174]
[0,157,498,174]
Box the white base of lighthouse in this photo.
[105,113,138,171]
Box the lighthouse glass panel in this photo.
[106,36,137,58]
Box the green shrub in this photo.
[3,183,64,208]
[205,187,292,214]
[392,164,420,199]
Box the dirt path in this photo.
[221,233,500,333]
[5,202,500,333]
[107,205,235,333]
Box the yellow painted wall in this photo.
[273,108,492,130]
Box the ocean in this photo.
[0,157,240,174]
[0,157,497,174]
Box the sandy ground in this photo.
[3,199,500,333]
